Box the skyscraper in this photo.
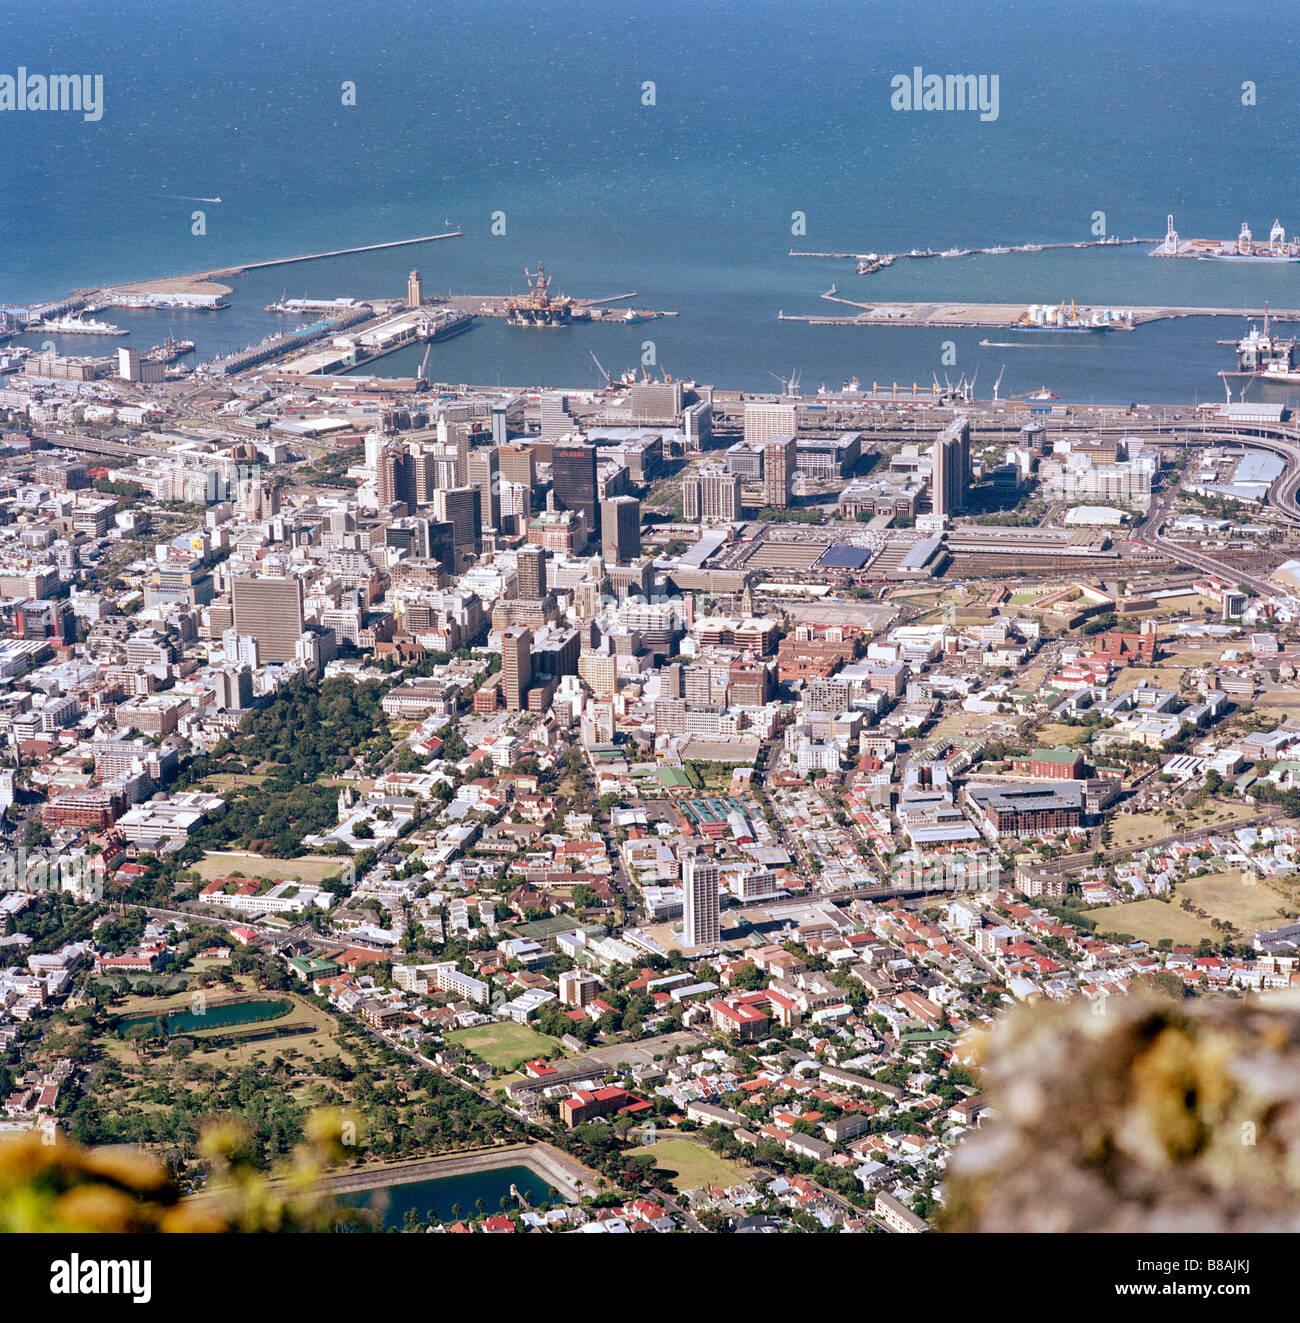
[468,446,501,533]
[377,444,416,511]
[421,519,457,575]
[499,443,536,488]
[231,575,304,664]
[540,392,578,439]
[684,467,742,521]
[743,400,797,447]
[931,416,970,518]
[600,495,641,565]
[763,434,797,510]
[551,442,599,543]
[516,544,547,601]
[432,486,482,566]
[682,852,720,948]
[491,402,509,446]
[502,625,533,711]
[663,662,683,698]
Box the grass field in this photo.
[448,1023,563,1071]
[1181,871,1297,932]
[626,1136,754,1193]
[1106,802,1257,851]
[1034,722,1090,747]
[1084,899,1217,945]
[191,852,346,883]
[1110,666,1190,694]
[1252,695,1300,717]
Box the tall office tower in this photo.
[930,416,970,518]
[213,665,254,711]
[435,417,470,485]
[424,520,457,575]
[491,401,509,446]
[685,467,742,521]
[432,486,482,564]
[683,399,712,450]
[762,433,797,509]
[551,441,599,543]
[232,575,305,664]
[364,429,386,471]
[744,400,797,447]
[682,852,720,948]
[682,474,702,521]
[427,449,462,493]
[222,627,259,667]
[663,661,683,698]
[468,446,501,533]
[600,495,641,565]
[954,416,971,486]
[236,473,280,521]
[540,391,578,439]
[407,269,423,309]
[117,346,141,381]
[377,444,416,511]
[499,442,536,488]
[499,480,531,536]
[502,625,533,711]
[410,448,437,507]
[516,544,547,600]
[628,380,683,423]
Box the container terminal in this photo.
[1154,214,1300,262]
[779,294,1300,331]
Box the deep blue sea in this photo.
[3,0,1299,403]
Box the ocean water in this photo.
[3,0,1298,401]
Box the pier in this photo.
[790,236,1154,272]
[777,299,1300,330]
[87,231,465,305]
[206,230,463,279]
[441,293,677,324]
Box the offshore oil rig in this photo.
[505,263,575,326]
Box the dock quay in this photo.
[789,236,1154,271]
[441,293,677,324]
[53,231,466,309]
[203,304,472,378]
[202,230,463,279]
[777,300,1300,330]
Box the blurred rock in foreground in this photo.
[941,993,1300,1232]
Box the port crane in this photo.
[417,344,432,383]
[993,363,1006,402]
[769,368,802,395]
[589,351,612,386]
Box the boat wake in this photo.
[978,340,1075,349]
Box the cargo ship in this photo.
[1010,300,1123,332]
[143,335,196,363]
[1154,215,1300,261]
[1220,312,1300,384]
[37,315,129,336]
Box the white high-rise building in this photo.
[682,853,720,948]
